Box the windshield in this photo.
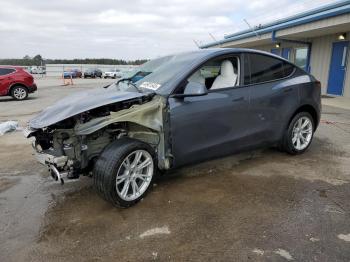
[135,52,204,92]
[122,56,172,79]
[109,51,205,94]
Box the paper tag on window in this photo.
[140,82,161,90]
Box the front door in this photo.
[327,41,349,96]
[168,87,250,167]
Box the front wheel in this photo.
[93,138,156,208]
[11,86,28,100]
[281,112,314,155]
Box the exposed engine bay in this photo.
[25,93,170,184]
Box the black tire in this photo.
[11,85,28,100]
[281,112,314,155]
[93,138,157,208]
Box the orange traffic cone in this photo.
[62,74,74,86]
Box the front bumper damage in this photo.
[25,92,170,186]
[31,138,75,184]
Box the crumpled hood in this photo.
[29,87,146,129]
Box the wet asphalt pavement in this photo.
[0,79,350,261]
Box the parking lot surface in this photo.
[0,78,350,261]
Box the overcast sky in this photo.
[0,0,335,60]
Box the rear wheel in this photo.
[11,86,28,100]
[93,138,156,208]
[281,112,314,155]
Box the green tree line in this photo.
[0,54,148,66]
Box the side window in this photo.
[245,54,294,85]
[186,56,240,91]
[0,68,15,76]
[249,54,284,84]
[243,55,250,85]
[283,62,295,77]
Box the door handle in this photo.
[232,96,244,102]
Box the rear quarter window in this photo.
[244,53,295,85]
[0,68,16,76]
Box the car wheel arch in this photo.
[87,121,163,167]
[287,104,319,131]
[8,83,28,95]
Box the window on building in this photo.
[282,48,292,61]
[294,47,308,70]
[271,48,281,56]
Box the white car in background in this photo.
[30,66,45,74]
[103,68,122,79]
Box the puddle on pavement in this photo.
[0,177,20,193]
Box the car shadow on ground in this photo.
[0,97,38,102]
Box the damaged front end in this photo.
[25,88,170,184]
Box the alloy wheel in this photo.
[292,116,313,150]
[13,87,27,100]
[115,150,154,201]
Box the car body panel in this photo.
[29,88,146,129]
[64,69,82,78]
[84,69,102,78]
[104,69,121,78]
[169,86,250,166]
[0,66,36,96]
[246,74,308,144]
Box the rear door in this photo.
[244,53,298,143]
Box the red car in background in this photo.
[0,66,37,100]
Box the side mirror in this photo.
[171,81,208,98]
